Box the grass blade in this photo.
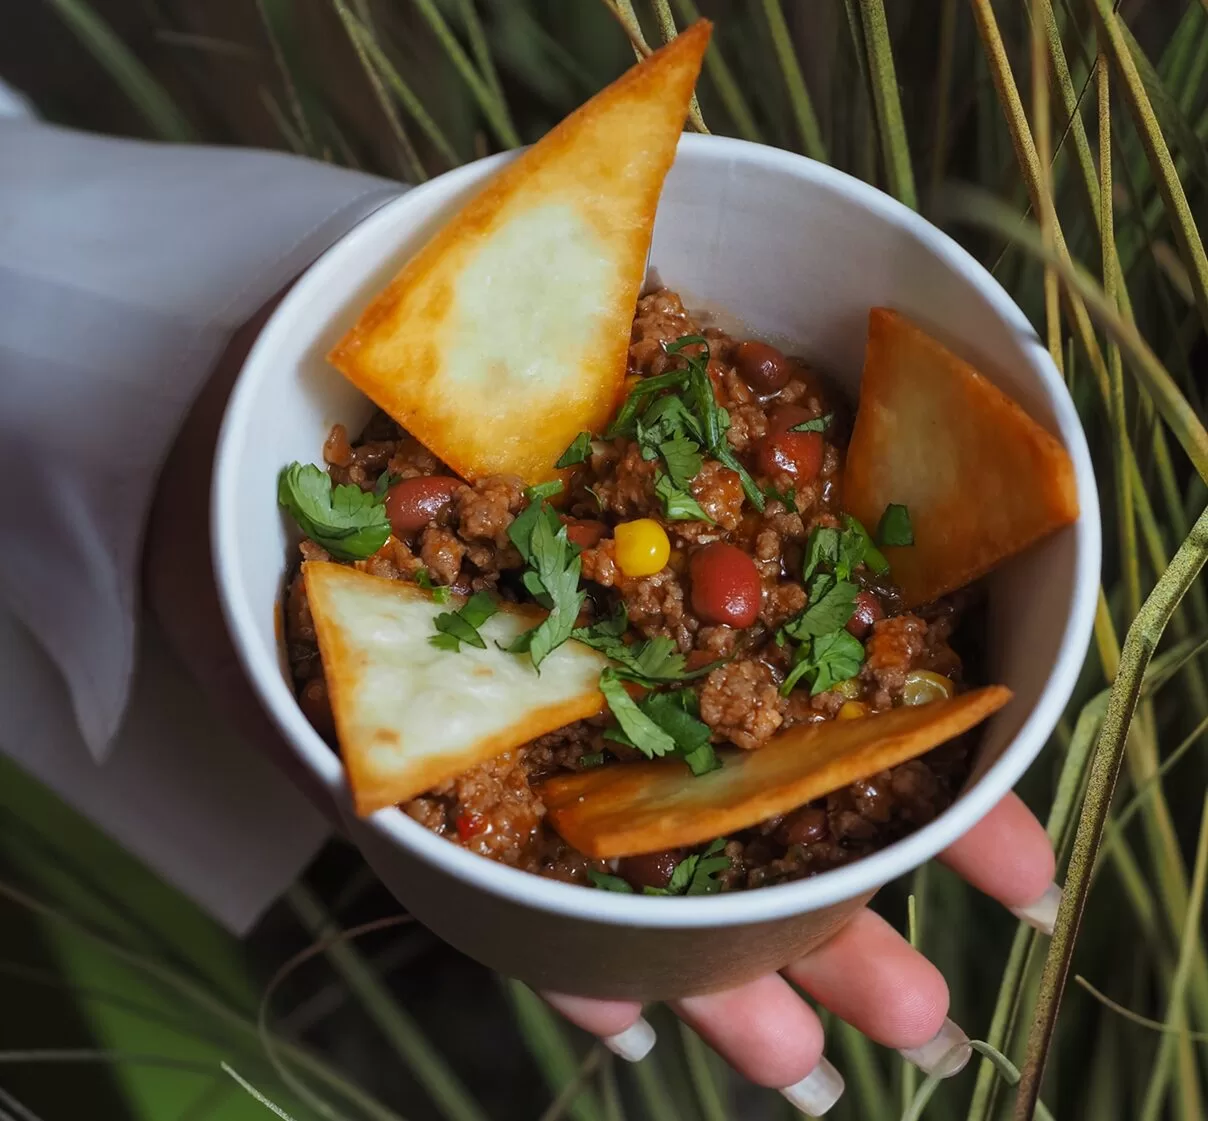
[221,1064,299,1121]
[332,2,460,170]
[629,1053,680,1121]
[649,0,709,134]
[943,186,1208,484]
[1138,792,1208,1121]
[1013,506,1208,1119]
[408,0,520,148]
[928,0,959,205]
[39,0,194,141]
[854,0,917,208]
[502,980,603,1121]
[285,885,485,1121]
[670,0,763,141]
[332,0,427,182]
[1090,0,1208,334]
[676,1024,727,1121]
[455,0,504,104]
[759,0,827,160]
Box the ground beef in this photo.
[284,288,974,892]
[419,526,464,586]
[699,660,785,750]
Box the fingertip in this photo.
[673,974,825,1088]
[542,991,645,1039]
[940,792,1056,908]
[786,910,949,1050]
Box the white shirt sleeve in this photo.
[0,96,404,931]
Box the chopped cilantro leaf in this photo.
[782,576,859,640]
[658,436,704,489]
[555,432,593,468]
[508,493,563,563]
[841,514,889,574]
[780,629,865,696]
[507,514,585,670]
[277,462,391,561]
[588,869,634,893]
[762,483,798,513]
[802,526,841,584]
[600,674,719,774]
[644,839,730,895]
[527,480,564,502]
[431,591,499,651]
[599,670,677,758]
[573,612,711,684]
[415,568,452,604]
[876,503,914,547]
[579,752,605,769]
[373,471,400,499]
[606,367,694,440]
[789,412,833,434]
[654,471,714,522]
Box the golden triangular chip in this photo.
[303,562,607,815]
[538,686,1011,858]
[844,309,1079,608]
[328,23,712,485]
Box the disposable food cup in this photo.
[213,135,1100,1000]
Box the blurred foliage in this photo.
[3,0,1208,1118]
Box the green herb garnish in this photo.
[506,507,586,670]
[430,591,499,652]
[556,432,593,468]
[579,752,605,769]
[277,462,391,561]
[841,514,889,575]
[599,672,720,774]
[653,471,715,522]
[573,609,718,684]
[644,839,731,895]
[876,503,914,547]
[780,629,866,696]
[588,869,634,893]
[789,412,833,434]
[782,574,860,640]
[414,568,452,604]
[762,483,798,513]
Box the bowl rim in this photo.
[213,133,1101,930]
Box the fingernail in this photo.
[780,1056,845,1116]
[602,1017,656,1063]
[1009,881,1063,936]
[898,1017,972,1078]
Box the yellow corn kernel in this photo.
[838,701,868,720]
[901,669,955,706]
[614,518,671,577]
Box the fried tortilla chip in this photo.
[303,562,607,815]
[539,686,1011,858]
[328,23,711,485]
[844,309,1079,608]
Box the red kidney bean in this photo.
[755,404,824,482]
[774,806,830,847]
[732,340,794,393]
[845,590,885,638]
[618,850,684,890]
[562,518,608,550]
[385,476,463,536]
[689,542,762,628]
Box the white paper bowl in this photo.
[213,135,1100,1000]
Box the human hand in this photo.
[144,293,1062,1117]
